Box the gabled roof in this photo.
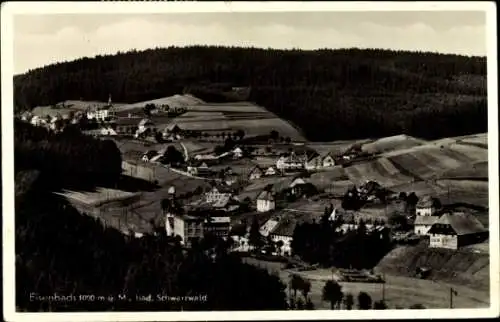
[414,215,439,226]
[143,150,158,159]
[270,218,297,237]
[249,165,264,175]
[208,185,233,194]
[233,147,243,153]
[257,190,275,201]
[429,212,487,235]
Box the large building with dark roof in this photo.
[428,212,488,250]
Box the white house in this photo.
[205,186,233,203]
[276,153,304,171]
[322,154,336,168]
[304,154,323,170]
[269,219,295,256]
[256,190,276,212]
[248,166,264,180]
[30,115,45,126]
[414,215,439,236]
[87,107,111,121]
[232,147,243,159]
[264,166,278,176]
[416,196,441,216]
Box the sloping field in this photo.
[448,143,488,163]
[362,135,426,154]
[435,179,489,209]
[116,94,204,112]
[170,102,306,141]
[375,242,490,292]
[54,188,141,207]
[388,146,476,180]
[308,139,372,156]
[441,161,489,180]
[343,158,414,187]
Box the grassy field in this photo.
[244,257,489,309]
[115,94,204,113]
[307,140,371,156]
[168,102,306,141]
[375,242,490,295]
[343,158,415,187]
[361,135,426,154]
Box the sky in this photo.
[13,11,487,75]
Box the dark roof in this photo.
[249,166,264,175]
[270,218,297,237]
[430,212,487,235]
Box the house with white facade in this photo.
[428,212,488,250]
[269,218,295,256]
[205,186,233,203]
[414,215,439,236]
[416,196,441,216]
[256,190,276,212]
[248,166,264,180]
[232,147,243,159]
[322,154,336,168]
[264,166,278,176]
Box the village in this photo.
[17,94,490,309]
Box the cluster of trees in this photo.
[291,213,393,269]
[321,280,387,310]
[14,46,487,141]
[16,184,288,311]
[15,119,122,190]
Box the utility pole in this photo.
[450,287,457,308]
[382,273,386,302]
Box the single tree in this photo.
[322,280,343,310]
[248,215,263,250]
[289,274,304,300]
[301,279,312,302]
[343,293,354,310]
[357,292,372,310]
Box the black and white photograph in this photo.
[2,1,498,321]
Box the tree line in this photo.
[15,119,122,190]
[14,46,487,141]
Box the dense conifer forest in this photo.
[14,46,487,141]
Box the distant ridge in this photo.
[14,46,487,142]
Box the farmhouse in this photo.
[322,154,336,168]
[276,152,304,171]
[248,166,264,180]
[256,190,276,213]
[269,218,295,256]
[112,118,140,135]
[87,106,112,121]
[205,186,233,203]
[232,147,243,159]
[142,150,159,162]
[414,215,439,236]
[428,212,488,250]
[30,115,45,126]
[264,166,278,176]
[304,154,323,170]
[416,196,441,216]
[165,211,231,247]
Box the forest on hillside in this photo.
[14,46,487,141]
